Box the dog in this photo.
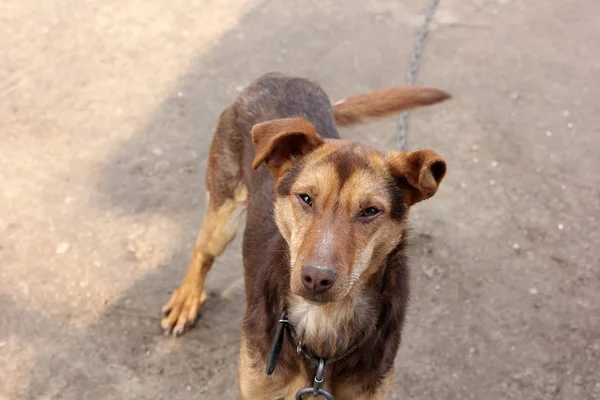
[161,72,449,399]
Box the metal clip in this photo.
[295,359,334,400]
[313,359,325,394]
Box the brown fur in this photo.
[161,72,449,399]
[333,85,450,127]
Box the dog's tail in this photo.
[332,86,451,127]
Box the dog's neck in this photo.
[285,283,380,359]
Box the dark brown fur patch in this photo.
[387,175,408,221]
[320,144,373,185]
[276,159,306,197]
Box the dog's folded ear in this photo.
[387,149,447,205]
[251,117,324,176]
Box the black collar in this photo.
[266,313,359,375]
[267,312,360,400]
[266,313,289,375]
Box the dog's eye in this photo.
[299,193,313,207]
[360,207,381,219]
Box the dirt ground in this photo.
[1,0,599,399]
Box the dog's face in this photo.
[252,118,446,303]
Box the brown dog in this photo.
[161,73,449,399]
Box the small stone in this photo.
[0,341,6,348]
[186,386,192,392]
[235,85,244,93]
[56,242,70,254]
[471,144,479,151]
[176,91,183,98]
[562,110,570,117]
[567,122,574,129]
[489,179,496,185]
[473,157,479,164]
[561,184,567,190]
[558,223,564,230]
[21,282,30,296]
[460,182,467,189]
[512,243,520,250]
[491,161,498,167]
[509,92,520,100]
[152,147,163,156]
[469,347,476,354]
[545,130,552,137]
[434,284,440,290]
[529,287,538,295]
[64,196,76,204]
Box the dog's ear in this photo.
[387,149,446,205]
[251,117,324,176]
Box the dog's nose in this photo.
[301,264,337,294]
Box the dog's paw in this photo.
[161,284,207,336]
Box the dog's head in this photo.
[251,118,445,303]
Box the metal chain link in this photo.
[396,0,440,150]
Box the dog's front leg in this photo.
[162,184,247,335]
[238,335,292,400]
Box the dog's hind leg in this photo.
[162,108,247,336]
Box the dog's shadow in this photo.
[18,2,434,399]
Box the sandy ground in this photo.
[1,0,599,399]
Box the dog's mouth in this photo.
[298,292,336,304]
[293,278,354,304]
[292,281,338,303]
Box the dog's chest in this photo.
[287,296,374,358]
[291,306,341,349]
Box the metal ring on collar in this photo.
[295,387,335,400]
